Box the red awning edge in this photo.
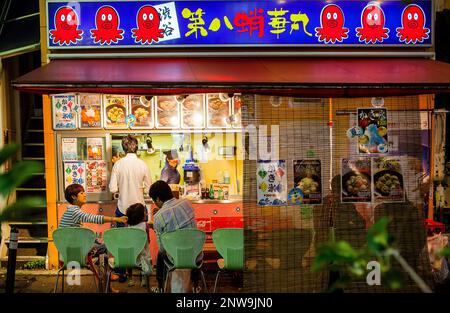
[13,57,450,98]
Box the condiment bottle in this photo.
[209,184,215,199]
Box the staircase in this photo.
[0,96,48,268]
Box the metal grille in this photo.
[241,94,432,292]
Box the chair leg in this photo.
[164,269,171,293]
[105,268,111,293]
[61,268,65,293]
[200,270,208,293]
[213,270,221,293]
[53,267,64,293]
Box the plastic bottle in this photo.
[218,187,223,200]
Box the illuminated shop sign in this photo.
[47,0,432,48]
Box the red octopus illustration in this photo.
[90,6,124,45]
[315,4,349,44]
[131,5,165,44]
[356,3,389,44]
[49,6,83,45]
[396,4,430,44]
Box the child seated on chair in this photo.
[125,203,153,288]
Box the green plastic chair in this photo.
[212,228,244,292]
[161,228,208,292]
[103,228,149,292]
[52,227,96,293]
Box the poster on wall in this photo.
[293,160,322,204]
[373,157,405,202]
[103,95,128,129]
[87,138,103,160]
[64,161,86,189]
[357,108,388,154]
[62,138,78,161]
[52,94,78,130]
[86,161,107,193]
[257,160,287,206]
[79,94,102,129]
[341,158,372,203]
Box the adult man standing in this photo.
[149,180,201,292]
[109,134,152,282]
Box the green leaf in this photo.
[383,269,405,290]
[0,197,46,222]
[437,247,450,258]
[367,217,391,253]
[0,161,43,197]
[0,144,20,166]
[312,241,360,272]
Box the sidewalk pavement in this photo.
[0,268,242,293]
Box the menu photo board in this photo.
[155,96,180,129]
[79,94,102,129]
[87,138,103,160]
[373,157,405,202]
[103,94,129,129]
[130,95,154,128]
[207,93,231,129]
[231,94,242,129]
[293,159,322,205]
[181,94,205,129]
[52,94,78,130]
[341,158,372,203]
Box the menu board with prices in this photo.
[52,94,78,130]
[79,94,102,129]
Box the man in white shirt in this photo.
[109,134,152,281]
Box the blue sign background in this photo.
[47,0,433,48]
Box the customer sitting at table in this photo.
[60,183,128,289]
[149,180,201,293]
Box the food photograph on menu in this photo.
[130,95,153,128]
[103,94,128,128]
[293,159,322,204]
[232,94,242,128]
[79,94,102,129]
[181,94,205,129]
[155,96,180,128]
[357,108,388,154]
[373,157,405,202]
[207,93,231,128]
[341,158,372,203]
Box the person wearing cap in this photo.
[160,149,181,184]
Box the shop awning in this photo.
[12,57,450,97]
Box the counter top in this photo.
[59,197,243,205]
